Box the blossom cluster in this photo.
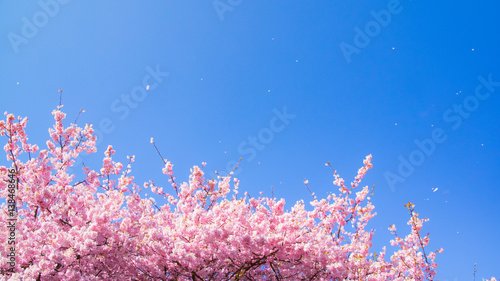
[0,107,491,280]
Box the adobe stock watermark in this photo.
[385,74,499,191]
[207,106,295,179]
[68,64,169,173]
[213,0,243,21]
[339,0,410,63]
[3,168,17,276]
[7,0,71,54]
[92,65,169,145]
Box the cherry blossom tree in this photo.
[0,105,493,280]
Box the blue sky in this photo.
[1,1,499,279]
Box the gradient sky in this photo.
[1,1,499,279]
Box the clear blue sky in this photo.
[1,1,499,279]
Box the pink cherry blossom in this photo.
[0,106,495,280]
